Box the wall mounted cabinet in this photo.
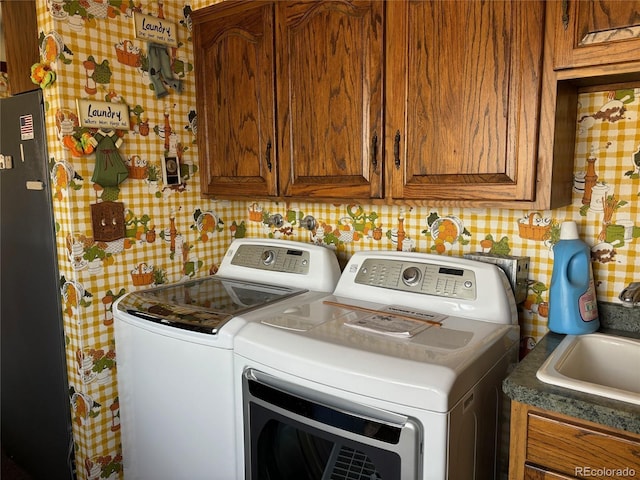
[0,0,39,95]
[194,0,383,201]
[385,0,544,203]
[552,0,640,70]
[194,0,575,209]
[539,0,640,211]
[193,1,278,198]
[276,1,384,200]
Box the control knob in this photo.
[402,266,422,286]
[261,250,276,266]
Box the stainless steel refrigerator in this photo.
[0,89,74,478]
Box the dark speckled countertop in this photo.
[503,301,640,435]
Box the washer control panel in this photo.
[354,258,476,300]
[231,244,310,274]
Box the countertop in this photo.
[502,301,640,435]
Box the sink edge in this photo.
[536,333,640,407]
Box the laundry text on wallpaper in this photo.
[134,12,178,47]
[76,99,130,130]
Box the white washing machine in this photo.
[234,250,520,480]
[113,238,340,480]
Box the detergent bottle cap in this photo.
[559,221,579,240]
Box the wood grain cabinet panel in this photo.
[385,0,545,203]
[524,464,575,479]
[276,0,383,199]
[553,0,640,70]
[194,0,564,207]
[509,401,640,480]
[1,0,40,96]
[194,0,383,201]
[193,1,278,198]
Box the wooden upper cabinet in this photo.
[386,0,545,203]
[276,0,384,199]
[553,0,640,70]
[192,1,278,198]
[1,0,40,95]
[193,0,555,207]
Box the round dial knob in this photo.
[261,250,276,266]
[402,266,422,286]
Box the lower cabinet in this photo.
[509,401,640,480]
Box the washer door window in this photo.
[243,369,421,480]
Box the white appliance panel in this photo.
[115,313,237,479]
[114,238,341,480]
[233,358,450,479]
[335,250,518,324]
[233,250,519,480]
[235,302,517,412]
[219,238,341,292]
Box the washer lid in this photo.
[116,276,306,334]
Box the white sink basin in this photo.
[537,333,640,405]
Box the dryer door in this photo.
[242,369,422,480]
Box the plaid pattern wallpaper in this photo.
[27,0,640,477]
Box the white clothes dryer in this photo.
[234,250,520,480]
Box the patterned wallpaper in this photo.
[25,0,640,477]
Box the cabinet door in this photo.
[553,0,640,70]
[386,0,544,203]
[276,1,383,199]
[193,1,278,197]
[2,0,40,95]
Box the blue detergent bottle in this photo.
[548,221,599,334]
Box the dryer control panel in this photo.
[231,244,310,274]
[354,258,476,300]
